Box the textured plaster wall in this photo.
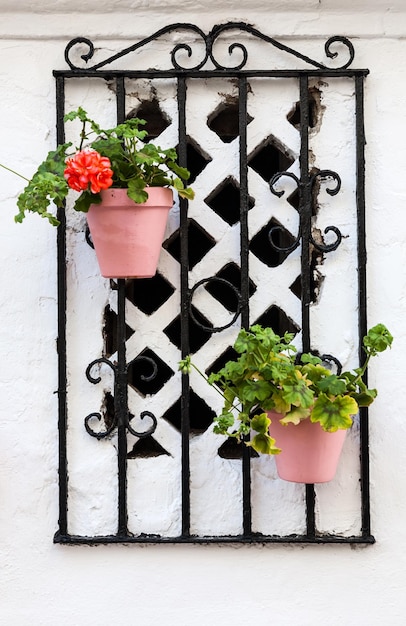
[0,2,405,625]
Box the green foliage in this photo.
[5,107,194,225]
[179,323,392,455]
[14,144,71,226]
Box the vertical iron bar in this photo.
[55,75,68,538]
[116,279,129,536]
[178,76,191,537]
[116,75,126,123]
[355,75,372,539]
[299,74,311,353]
[299,75,316,537]
[239,76,252,536]
[115,78,129,536]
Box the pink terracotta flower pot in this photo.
[87,187,173,278]
[267,410,347,483]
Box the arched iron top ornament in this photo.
[64,23,357,72]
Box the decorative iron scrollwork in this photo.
[64,23,356,72]
[269,169,343,255]
[188,277,242,332]
[84,356,158,439]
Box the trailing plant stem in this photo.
[0,163,29,182]
[189,362,240,411]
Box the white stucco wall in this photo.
[0,2,405,625]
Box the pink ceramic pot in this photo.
[267,410,347,483]
[87,187,173,278]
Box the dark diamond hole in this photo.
[205,263,256,313]
[162,389,216,434]
[205,177,255,226]
[248,137,295,183]
[163,305,213,353]
[101,391,115,432]
[103,305,135,358]
[206,346,239,377]
[125,274,175,315]
[128,348,174,396]
[127,436,170,458]
[179,137,211,184]
[207,101,253,143]
[253,306,299,337]
[290,275,302,300]
[127,99,170,140]
[218,437,259,459]
[250,219,296,267]
[287,187,300,211]
[287,88,320,130]
[163,219,216,270]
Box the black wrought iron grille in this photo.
[54,23,371,545]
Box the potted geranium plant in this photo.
[1,107,194,278]
[179,323,393,483]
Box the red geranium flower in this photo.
[64,149,113,194]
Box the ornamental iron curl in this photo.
[269,169,343,254]
[64,23,356,72]
[188,277,242,332]
[84,356,158,438]
[295,352,342,374]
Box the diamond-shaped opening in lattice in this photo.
[205,177,255,226]
[127,348,174,396]
[163,219,216,270]
[101,391,115,432]
[253,306,300,336]
[248,136,295,183]
[287,88,320,130]
[163,305,213,353]
[204,263,257,313]
[127,436,170,458]
[103,305,135,358]
[250,218,297,268]
[162,389,216,435]
[127,99,170,140]
[218,437,259,459]
[125,273,175,315]
[207,100,253,143]
[206,346,239,377]
[287,187,300,211]
[290,275,302,300]
[176,136,212,184]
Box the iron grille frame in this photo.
[53,23,372,545]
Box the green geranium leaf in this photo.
[250,412,271,435]
[300,353,322,365]
[167,161,190,180]
[213,412,235,435]
[363,323,393,355]
[280,406,311,425]
[247,433,281,455]
[74,190,98,213]
[282,376,314,408]
[127,179,148,203]
[311,393,358,431]
[317,374,347,395]
[350,389,377,407]
[241,379,272,403]
[178,186,195,200]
